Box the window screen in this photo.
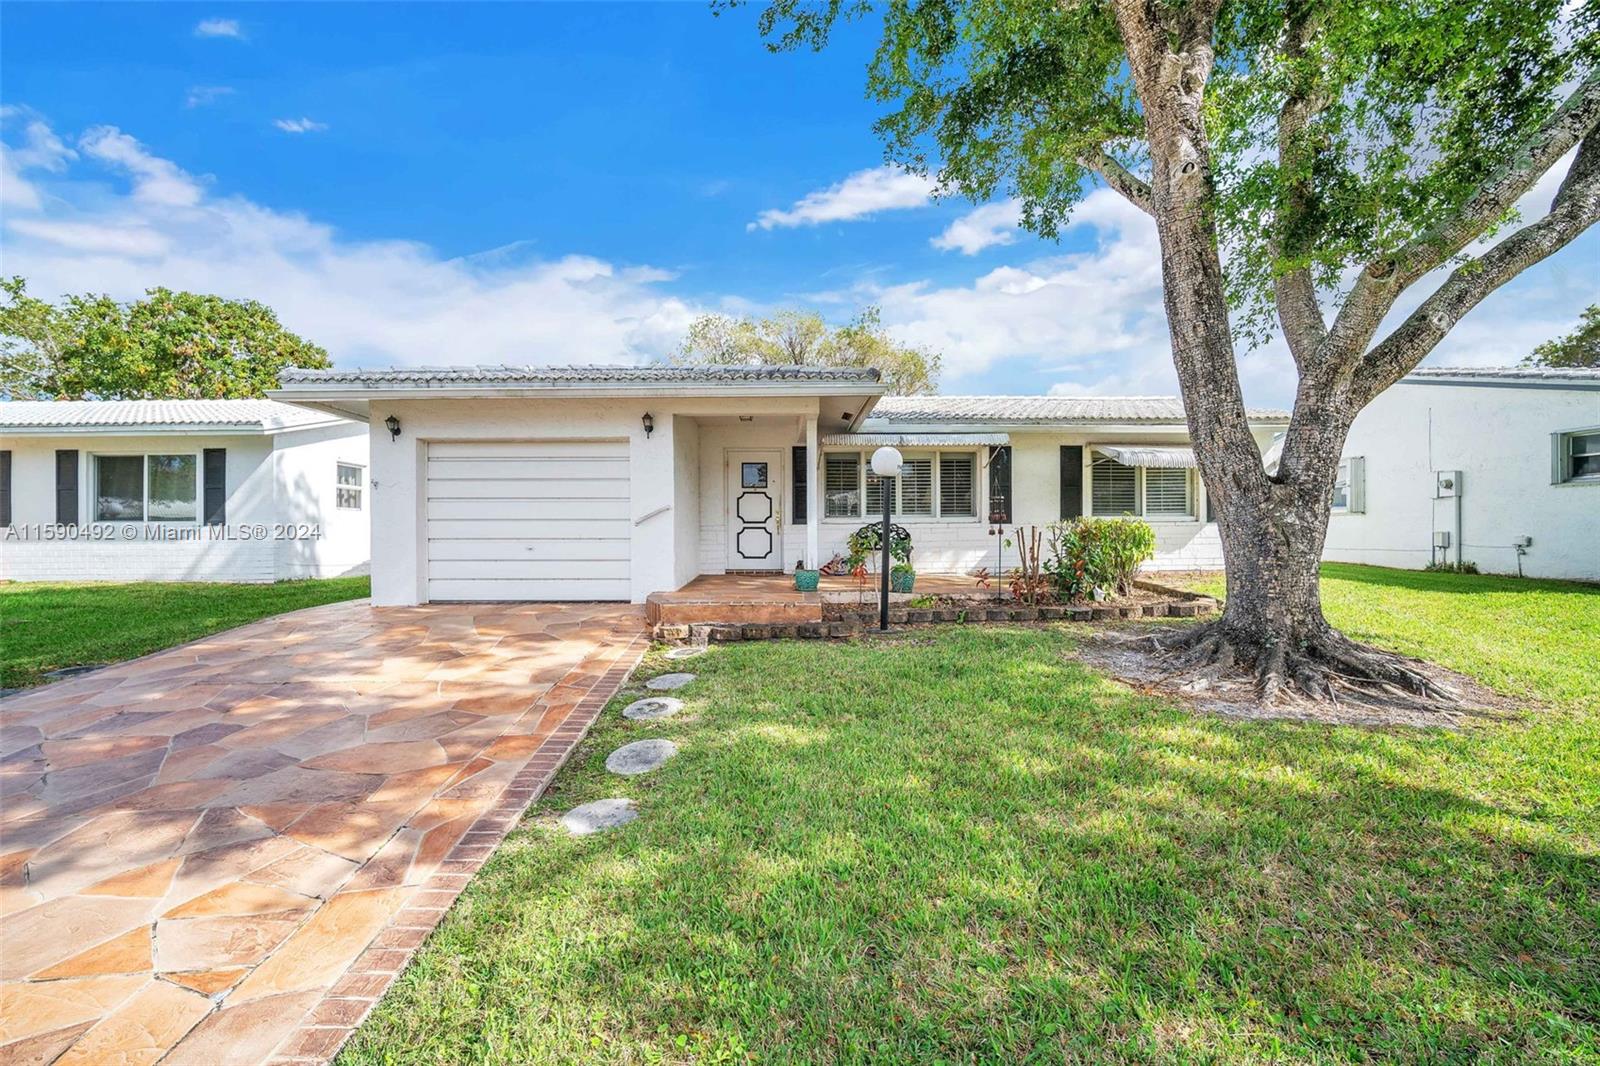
[899,457,934,516]
[95,456,144,522]
[1091,456,1137,514]
[1331,460,1350,510]
[1571,432,1600,480]
[337,463,364,510]
[1144,467,1190,516]
[146,455,197,522]
[938,453,976,517]
[824,453,860,517]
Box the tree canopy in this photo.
[675,305,941,394]
[0,278,331,400]
[1523,303,1600,368]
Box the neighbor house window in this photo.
[822,450,980,519]
[337,462,365,510]
[1091,455,1197,519]
[1331,457,1366,513]
[1553,428,1600,484]
[94,454,198,522]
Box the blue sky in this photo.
[3,2,1596,407]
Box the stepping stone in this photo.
[560,798,637,836]
[605,740,678,776]
[645,672,695,691]
[664,646,705,661]
[622,697,683,721]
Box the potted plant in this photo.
[890,562,916,593]
[793,559,820,592]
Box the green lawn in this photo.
[342,565,1600,1065]
[0,576,370,689]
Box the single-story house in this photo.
[1318,366,1599,581]
[270,365,1288,605]
[0,400,371,583]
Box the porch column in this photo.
[805,415,820,569]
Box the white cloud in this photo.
[273,117,329,135]
[0,112,76,211]
[750,165,936,231]
[185,86,235,108]
[3,118,701,368]
[194,18,243,39]
[931,200,1022,255]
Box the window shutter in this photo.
[791,446,807,522]
[1348,456,1366,514]
[938,453,976,517]
[1552,432,1565,484]
[823,453,860,517]
[1059,446,1083,518]
[203,448,227,525]
[55,449,78,525]
[0,450,10,527]
[898,457,933,515]
[1091,456,1138,514]
[988,445,1012,523]
[1144,467,1191,516]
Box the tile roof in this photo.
[0,399,344,432]
[1407,366,1600,384]
[868,395,1290,424]
[277,364,883,386]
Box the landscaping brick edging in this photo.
[264,631,651,1066]
[654,581,1219,645]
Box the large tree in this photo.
[740,0,1599,701]
[676,305,941,394]
[0,278,330,400]
[1523,303,1600,368]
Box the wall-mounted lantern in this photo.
[642,412,655,439]
[385,414,401,441]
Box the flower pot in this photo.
[794,568,820,592]
[890,569,915,594]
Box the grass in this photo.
[0,576,370,689]
[341,564,1600,1064]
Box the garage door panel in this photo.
[426,538,630,562]
[427,518,631,540]
[428,459,630,482]
[426,498,630,521]
[428,440,626,460]
[428,559,631,580]
[425,439,632,602]
[428,578,632,601]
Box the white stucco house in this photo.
[0,400,371,583]
[270,364,1288,606]
[1318,366,1599,581]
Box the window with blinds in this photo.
[824,453,860,517]
[1091,456,1138,514]
[1143,467,1191,516]
[899,457,934,516]
[938,453,976,516]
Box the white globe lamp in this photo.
[870,446,904,478]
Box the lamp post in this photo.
[870,446,903,632]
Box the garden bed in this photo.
[652,579,1217,644]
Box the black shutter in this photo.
[203,448,227,525]
[55,449,79,525]
[988,445,1012,523]
[1059,446,1083,519]
[0,450,11,527]
[791,445,807,523]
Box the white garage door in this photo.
[425,440,631,601]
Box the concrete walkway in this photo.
[0,599,646,1065]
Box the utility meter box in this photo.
[1435,470,1462,498]
[1433,530,1452,549]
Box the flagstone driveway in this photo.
[0,599,647,1066]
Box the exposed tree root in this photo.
[1138,619,1459,707]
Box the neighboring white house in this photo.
[0,400,371,583]
[1319,367,1599,581]
[270,365,1288,606]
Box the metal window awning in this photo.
[820,432,1010,447]
[1092,444,1197,468]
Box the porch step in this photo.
[644,594,823,627]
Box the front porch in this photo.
[645,572,984,626]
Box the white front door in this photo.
[726,450,782,571]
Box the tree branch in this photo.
[1077,149,1152,214]
[1324,70,1600,365]
[1351,131,1600,406]
[1270,6,1329,369]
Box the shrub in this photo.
[1424,560,1480,574]
[1045,517,1157,599]
[846,523,912,571]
